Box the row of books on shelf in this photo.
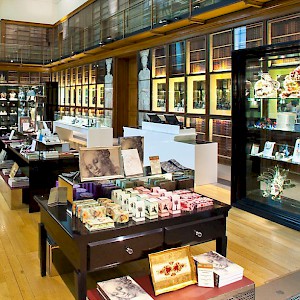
[87,250,244,300]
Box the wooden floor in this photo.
[1,185,300,299]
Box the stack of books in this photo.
[96,276,153,300]
[193,251,244,288]
[8,176,29,188]
[23,151,40,160]
[42,151,59,159]
[0,160,14,169]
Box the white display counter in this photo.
[123,122,218,186]
[53,120,113,148]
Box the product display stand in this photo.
[36,195,230,300]
[124,123,218,186]
[53,120,113,148]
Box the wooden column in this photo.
[113,55,137,137]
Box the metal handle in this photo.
[125,247,133,255]
[194,230,203,238]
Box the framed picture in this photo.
[79,146,124,182]
[148,245,197,296]
[119,136,144,165]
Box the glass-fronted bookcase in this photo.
[231,41,300,230]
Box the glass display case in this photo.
[187,75,206,114]
[210,73,231,115]
[232,41,300,230]
[169,77,185,113]
[152,79,166,112]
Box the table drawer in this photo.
[88,228,163,271]
[164,216,225,247]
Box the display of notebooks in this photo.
[47,187,68,206]
[97,276,153,300]
[8,176,29,188]
[193,251,244,288]
[160,161,182,173]
[149,156,162,175]
[121,148,144,177]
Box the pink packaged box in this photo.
[168,194,181,214]
[158,197,170,217]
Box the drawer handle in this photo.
[125,247,134,255]
[194,230,203,238]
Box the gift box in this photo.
[132,198,145,222]
[80,205,106,223]
[111,189,123,202]
[158,197,170,217]
[111,208,129,223]
[145,198,159,220]
[169,194,181,214]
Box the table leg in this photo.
[74,269,87,300]
[216,235,227,257]
[39,222,47,276]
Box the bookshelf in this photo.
[210,118,232,163]
[187,36,206,75]
[186,116,206,141]
[269,13,300,44]
[169,41,185,76]
[210,30,232,72]
[152,46,166,78]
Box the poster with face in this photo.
[79,146,124,181]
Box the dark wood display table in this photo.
[36,196,231,300]
[87,275,255,300]
[0,138,79,212]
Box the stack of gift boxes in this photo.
[72,182,214,232]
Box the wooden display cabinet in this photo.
[89,85,96,107]
[169,77,185,113]
[90,65,97,84]
[187,75,206,114]
[60,70,66,87]
[97,84,104,108]
[83,65,89,85]
[71,68,76,86]
[152,79,166,112]
[59,87,65,106]
[82,85,89,107]
[77,66,82,85]
[70,87,76,106]
[65,87,70,106]
[76,86,82,106]
[209,73,231,116]
[66,69,71,86]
